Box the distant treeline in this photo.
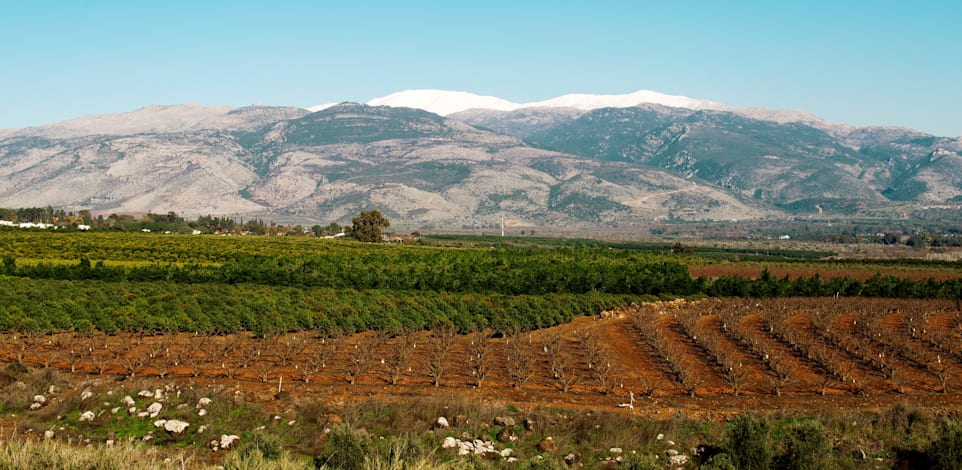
[0,207,345,237]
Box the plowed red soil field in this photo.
[7,297,962,420]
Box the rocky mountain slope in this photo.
[1,90,960,228]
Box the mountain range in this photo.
[1,89,960,229]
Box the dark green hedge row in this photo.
[0,277,635,336]
[2,250,698,297]
[702,268,962,301]
[4,257,959,302]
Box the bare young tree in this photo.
[468,329,493,388]
[929,358,950,394]
[768,354,794,396]
[576,328,616,394]
[678,360,702,398]
[506,331,535,389]
[543,330,566,381]
[147,342,177,378]
[426,323,458,387]
[346,333,382,385]
[277,334,306,367]
[299,330,341,383]
[720,349,747,396]
[382,329,417,386]
[183,348,207,378]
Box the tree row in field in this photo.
[1,250,698,296]
[4,255,960,302]
[0,277,632,336]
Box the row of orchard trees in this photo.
[0,277,631,336]
[3,256,960,302]
[1,250,699,296]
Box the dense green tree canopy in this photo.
[352,210,390,242]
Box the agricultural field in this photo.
[1,230,962,468]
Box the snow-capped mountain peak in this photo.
[366,90,520,116]
[345,89,724,116]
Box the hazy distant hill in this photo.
[1,90,960,227]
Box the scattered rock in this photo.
[501,448,513,458]
[78,411,96,422]
[198,425,207,434]
[43,430,54,440]
[197,397,212,408]
[493,416,516,427]
[436,416,450,428]
[110,407,120,414]
[598,460,620,470]
[33,395,46,404]
[154,419,189,434]
[219,434,240,450]
[442,436,459,449]
[29,403,42,410]
[198,409,207,417]
[669,454,689,466]
[666,449,679,457]
[123,396,136,407]
[854,448,867,460]
[497,426,517,443]
[665,440,676,447]
[610,447,623,454]
[138,390,154,398]
[656,433,665,440]
[524,417,536,431]
[537,436,558,453]
[147,402,163,418]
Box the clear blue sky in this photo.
[2,1,960,136]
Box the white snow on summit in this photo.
[345,89,725,116]
[367,90,519,116]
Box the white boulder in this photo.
[220,434,240,450]
[147,402,163,418]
